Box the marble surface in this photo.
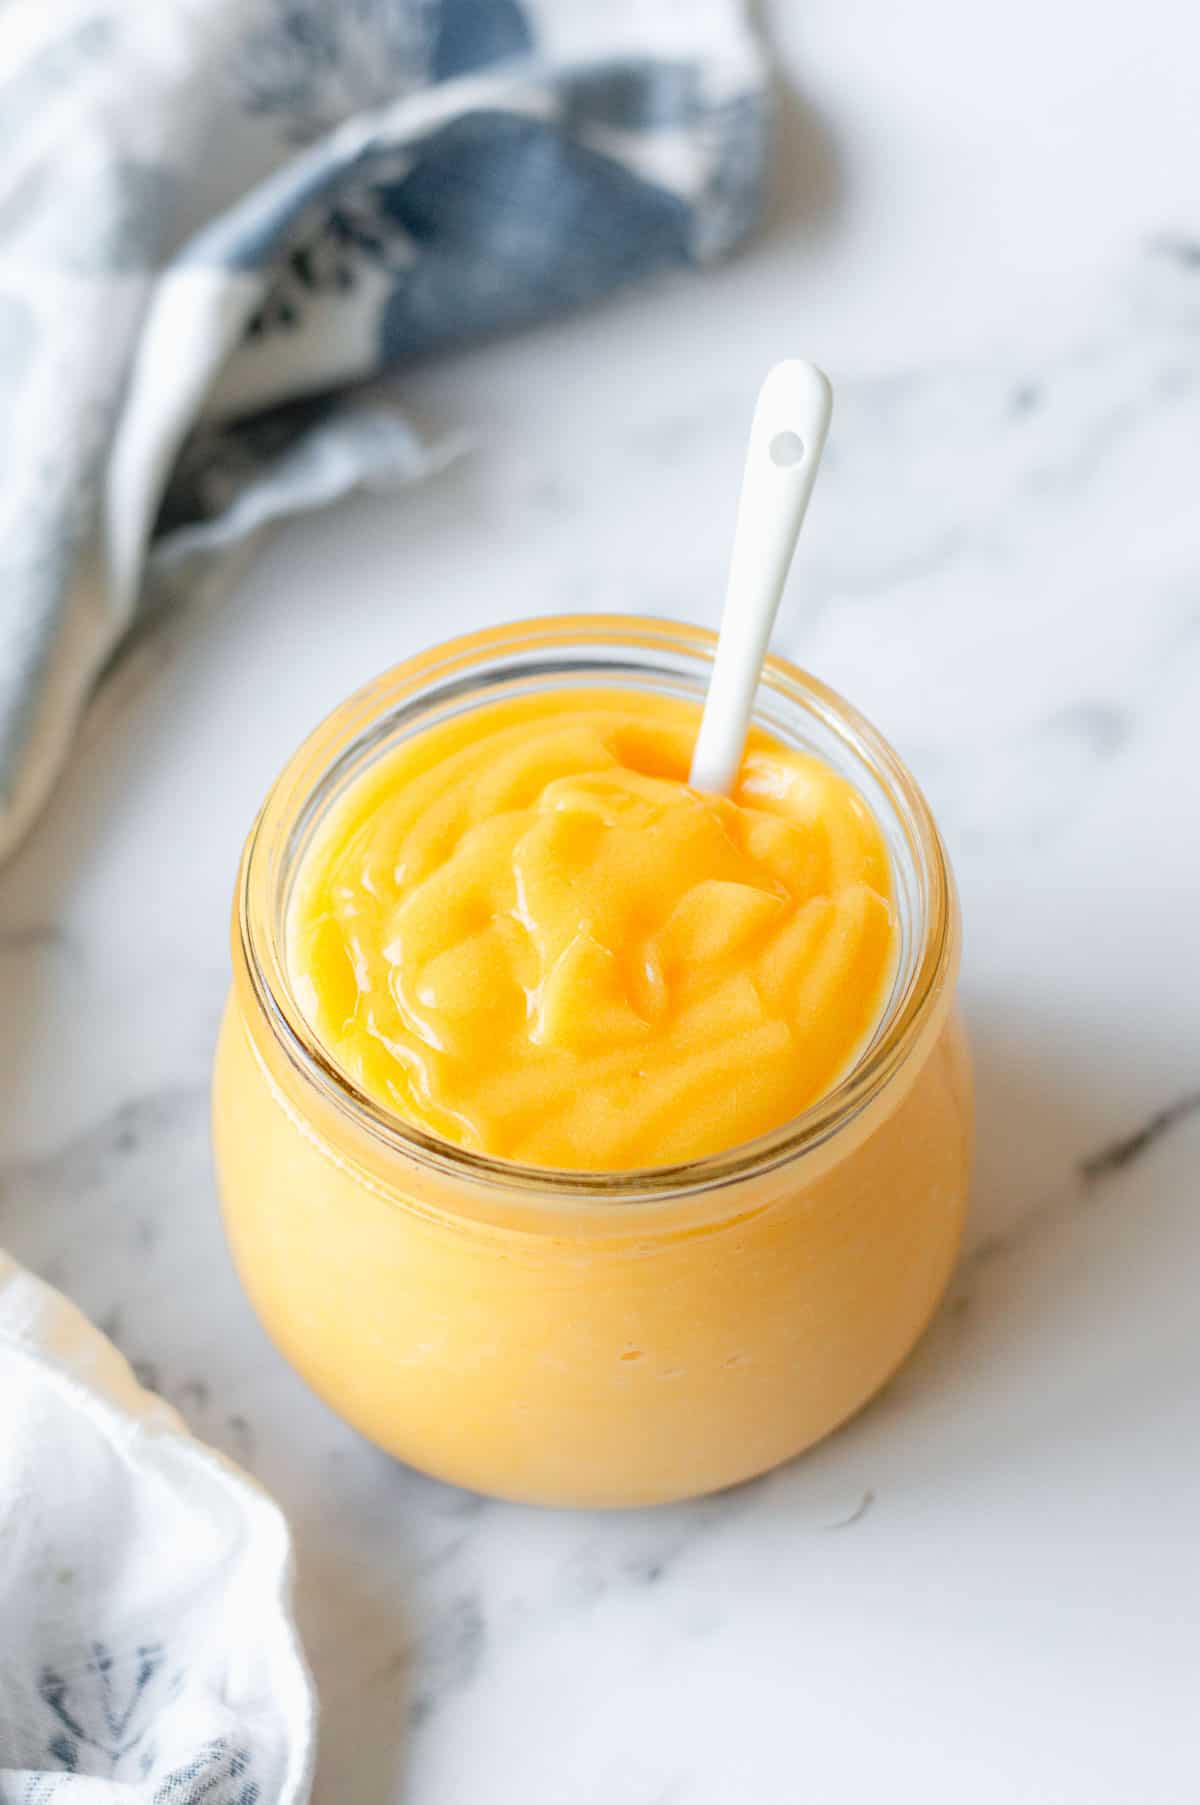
[3,1,1200,1798]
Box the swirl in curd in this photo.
[288,689,897,1171]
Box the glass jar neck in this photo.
[236,616,958,1209]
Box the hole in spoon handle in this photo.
[769,430,806,467]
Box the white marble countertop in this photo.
[3,2,1200,1799]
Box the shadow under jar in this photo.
[213,616,972,1508]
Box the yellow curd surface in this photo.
[214,624,971,1506]
[287,690,898,1170]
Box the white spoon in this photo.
[688,360,833,795]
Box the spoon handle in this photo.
[689,360,833,796]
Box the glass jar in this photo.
[213,616,971,1508]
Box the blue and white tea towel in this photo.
[0,1253,315,1803]
[0,0,768,860]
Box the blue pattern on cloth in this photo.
[0,0,768,860]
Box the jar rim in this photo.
[238,614,956,1203]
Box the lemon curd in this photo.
[287,691,898,1172]
[213,618,971,1507]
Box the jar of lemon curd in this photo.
[213,616,971,1508]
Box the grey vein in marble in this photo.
[1079,1090,1200,1185]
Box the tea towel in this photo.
[0,0,768,860]
[0,1252,315,1803]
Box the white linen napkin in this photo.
[0,1253,315,1803]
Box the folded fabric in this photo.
[0,1252,315,1803]
[0,0,768,860]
